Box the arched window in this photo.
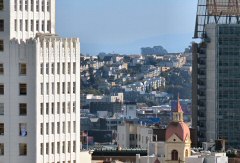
[171,150,178,160]
[185,149,188,157]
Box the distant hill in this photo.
[141,45,168,55]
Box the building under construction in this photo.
[192,0,240,148]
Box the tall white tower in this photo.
[0,0,80,163]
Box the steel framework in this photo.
[194,0,240,38]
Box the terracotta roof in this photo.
[165,122,190,142]
[154,158,160,163]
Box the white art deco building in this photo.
[0,0,81,162]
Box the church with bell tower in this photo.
[164,96,191,162]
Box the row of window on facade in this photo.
[40,142,77,159]
[40,62,76,75]
[0,143,78,161]
[14,0,50,12]
[0,103,27,116]
[0,84,27,95]
[40,82,76,95]
[0,123,27,137]
[0,18,51,33]
[14,19,51,32]
[40,121,76,135]
[0,82,76,96]
[40,101,76,115]
[0,120,76,137]
[0,62,77,76]
[0,100,77,117]
[0,143,27,156]
[0,63,27,75]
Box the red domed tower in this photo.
[165,95,191,162]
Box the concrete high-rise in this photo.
[192,0,240,148]
[0,0,80,162]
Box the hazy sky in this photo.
[56,0,198,55]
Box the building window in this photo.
[67,82,71,94]
[57,142,60,154]
[19,143,27,156]
[51,63,54,74]
[68,121,71,133]
[62,82,65,94]
[73,62,76,74]
[46,83,49,95]
[47,20,50,32]
[0,123,4,135]
[19,63,27,75]
[68,141,71,153]
[19,103,27,116]
[0,63,3,75]
[62,63,65,74]
[73,82,76,94]
[0,40,4,51]
[19,123,27,137]
[46,123,49,135]
[36,20,39,31]
[62,142,65,153]
[67,102,70,113]
[40,143,43,155]
[14,0,17,11]
[20,20,23,31]
[51,102,54,114]
[0,20,4,31]
[19,0,23,11]
[46,63,49,74]
[19,84,27,95]
[57,82,60,94]
[25,20,28,31]
[51,142,54,154]
[67,63,71,74]
[73,141,76,152]
[42,0,45,12]
[36,0,39,11]
[62,122,65,134]
[40,123,43,135]
[25,0,28,11]
[0,0,4,10]
[73,102,76,113]
[0,103,3,115]
[31,0,33,11]
[51,122,54,134]
[57,122,60,134]
[57,62,60,74]
[42,20,44,31]
[46,103,49,115]
[62,102,65,114]
[57,102,60,114]
[15,19,17,31]
[47,0,50,11]
[40,63,44,74]
[0,84,4,95]
[73,121,76,133]
[171,150,178,160]
[40,103,43,115]
[31,20,33,31]
[0,144,4,155]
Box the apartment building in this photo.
[0,0,80,162]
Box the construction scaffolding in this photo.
[194,0,240,38]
